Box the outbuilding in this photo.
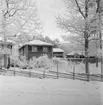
[67,51,85,58]
[53,48,64,58]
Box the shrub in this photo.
[17,60,28,69]
[10,55,28,69]
[36,54,52,69]
[52,57,62,64]
[29,54,53,70]
[29,57,37,69]
[18,56,28,69]
[10,55,19,67]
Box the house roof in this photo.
[53,48,64,52]
[0,37,15,45]
[19,40,53,49]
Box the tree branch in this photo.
[96,0,101,13]
[74,0,85,18]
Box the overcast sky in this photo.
[36,0,65,40]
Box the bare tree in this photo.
[56,0,102,77]
[0,0,42,68]
[95,0,103,81]
[0,0,42,39]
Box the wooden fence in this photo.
[0,68,102,82]
[0,57,101,82]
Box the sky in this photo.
[36,0,65,40]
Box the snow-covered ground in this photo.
[10,62,101,74]
[0,75,102,105]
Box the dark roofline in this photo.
[19,44,53,50]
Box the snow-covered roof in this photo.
[0,37,15,45]
[67,51,85,55]
[6,40,15,44]
[19,40,53,49]
[53,48,64,52]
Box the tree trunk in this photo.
[7,56,10,69]
[97,1,103,81]
[4,54,7,69]
[96,57,98,67]
[100,30,103,81]
[84,0,89,78]
[85,38,89,74]
[96,40,98,67]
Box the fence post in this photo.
[29,69,31,77]
[14,60,15,76]
[87,72,89,82]
[57,63,59,79]
[43,67,45,78]
[96,57,98,67]
[14,69,15,76]
[87,58,89,82]
[101,74,103,82]
[101,58,103,82]
[73,64,75,80]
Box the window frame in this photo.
[43,47,48,52]
[31,46,38,52]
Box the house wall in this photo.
[0,43,13,68]
[53,52,64,58]
[12,45,19,57]
[24,45,28,59]
[19,45,29,60]
[28,46,53,60]
[19,45,53,60]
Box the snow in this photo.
[67,51,85,55]
[19,40,53,49]
[53,48,64,52]
[9,62,101,75]
[0,75,102,105]
[0,37,15,45]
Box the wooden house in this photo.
[0,38,14,52]
[53,48,64,58]
[19,40,53,60]
[0,38,15,68]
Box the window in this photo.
[20,49,24,55]
[48,47,51,52]
[28,46,32,52]
[32,46,38,52]
[43,47,48,52]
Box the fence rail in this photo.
[0,68,102,82]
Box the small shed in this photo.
[53,48,64,58]
[19,40,53,60]
[67,51,85,58]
